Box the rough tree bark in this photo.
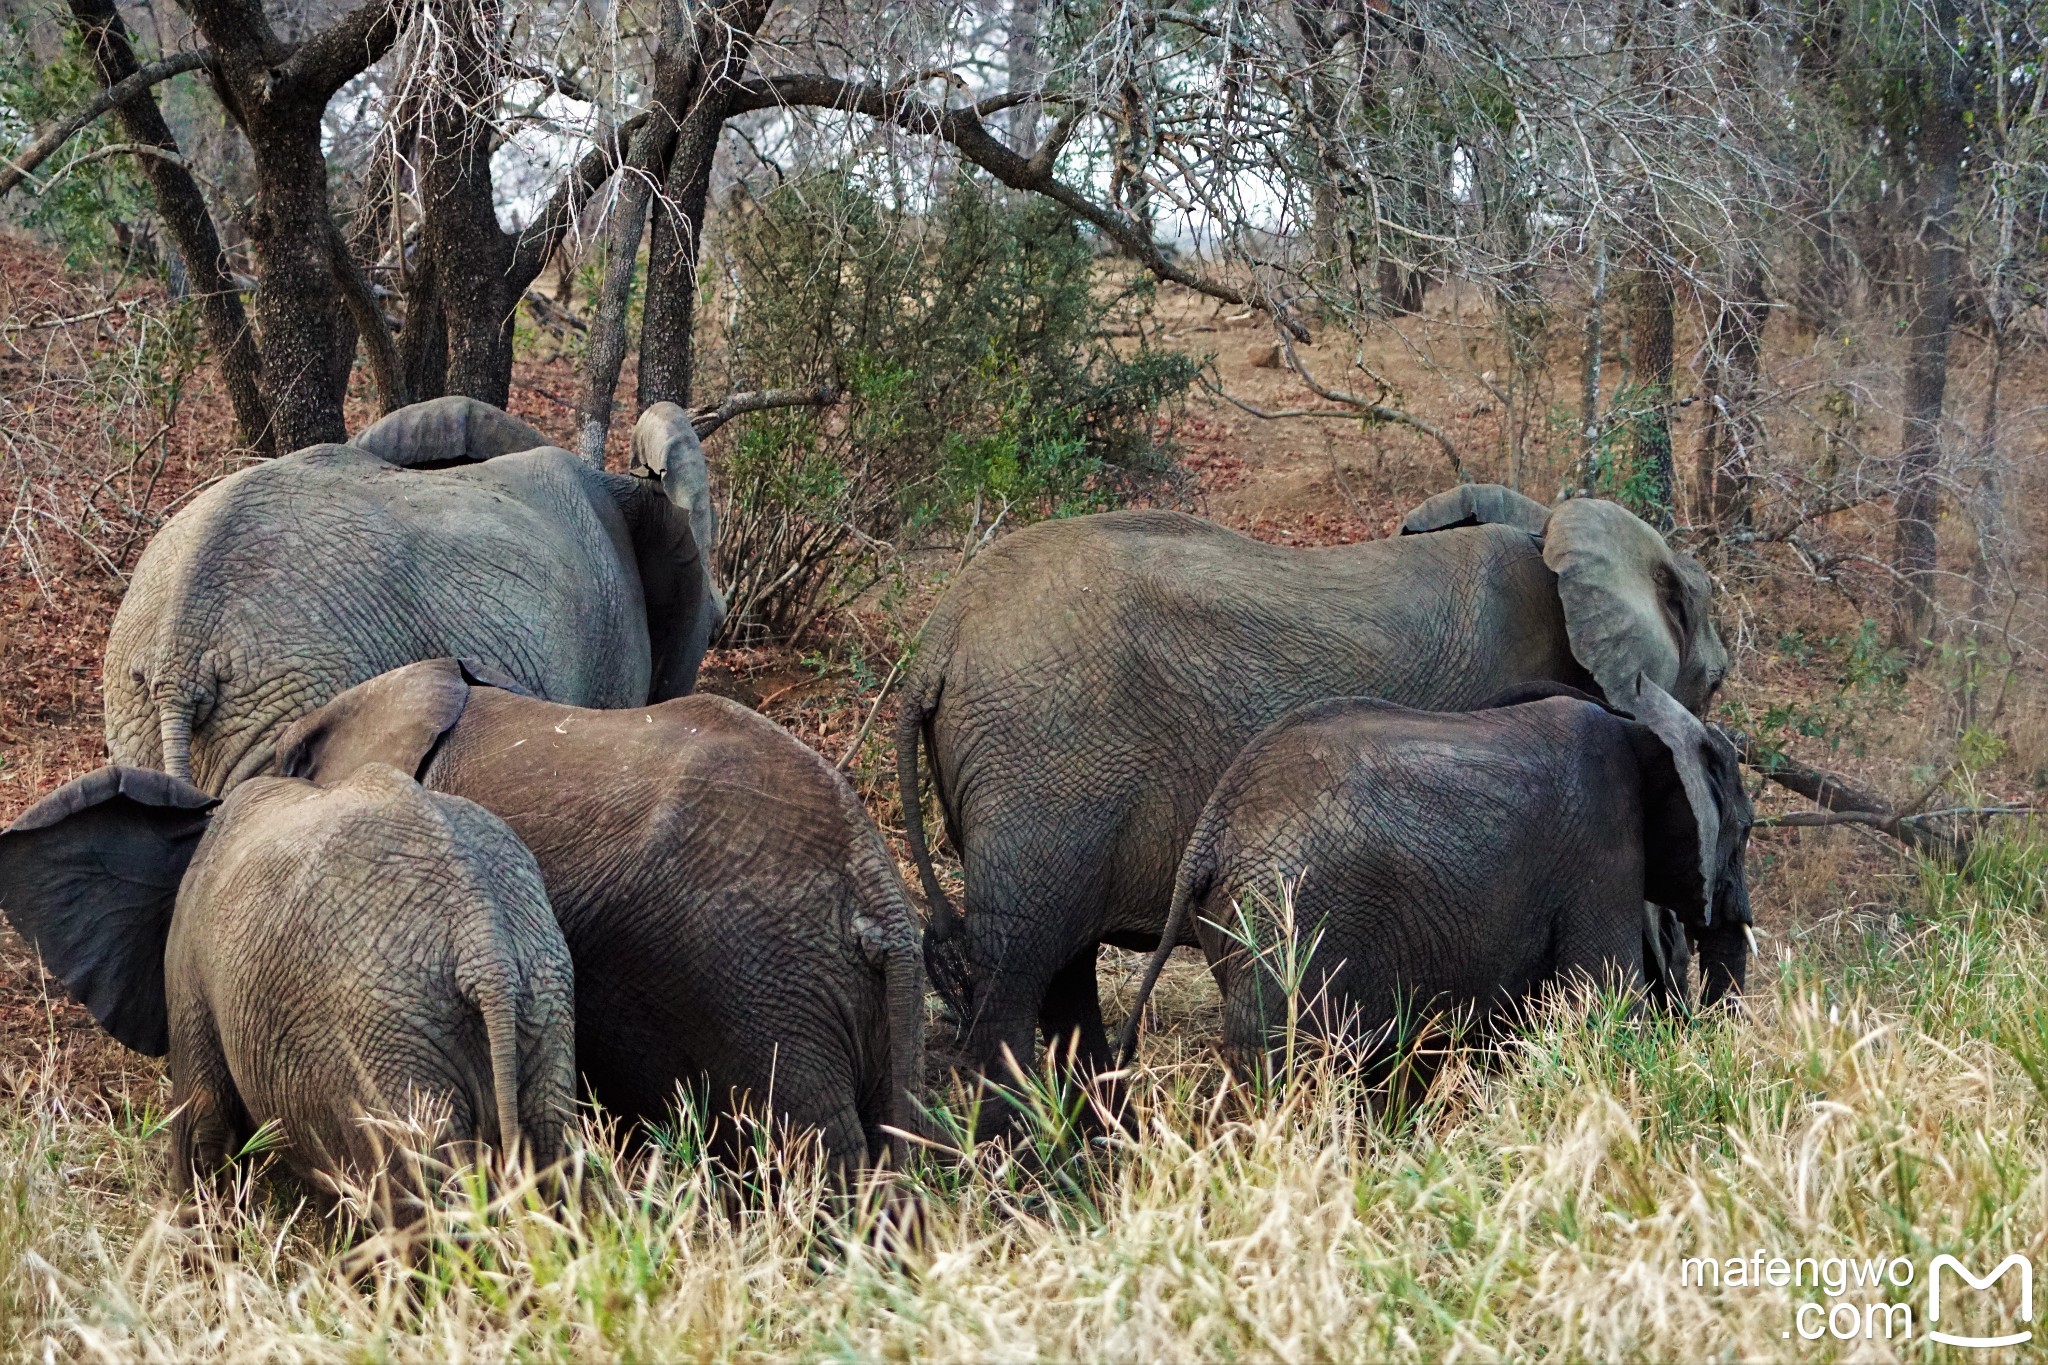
[1623,259,1676,527]
[575,0,697,464]
[405,0,626,407]
[175,0,407,448]
[1893,0,1967,647]
[637,0,774,413]
[1619,0,1676,528]
[415,0,516,406]
[66,0,274,454]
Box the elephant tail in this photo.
[468,966,528,1168]
[854,860,927,1171]
[882,899,927,1170]
[158,700,194,783]
[1115,834,1214,1072]
[896,655,972,1015]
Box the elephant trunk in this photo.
[1115,832,1214,1070]
[1692,917,1749,1008]
[158,704,194,784]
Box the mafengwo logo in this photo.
[1928,1255,2033,1350]
[1679,1249,2033,1348]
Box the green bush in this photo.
[0,22,159,271]
[710,171,1196,642]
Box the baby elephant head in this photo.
[1623,675,1755,1007]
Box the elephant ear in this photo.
[274,660,472,784]
[354,396,552,468]
[1621,675,1722,925]
[603,471,716,701]
[1400,484,1551,536]
[1541,498,1728,712]
[631,403,718,564]
[0,767,217,1055]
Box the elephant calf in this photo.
[1117,679,1752,1083]
[273,658,925,1174]
[0,764,575,1221]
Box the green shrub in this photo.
[0,22,159,271]
[710,171,1196,641]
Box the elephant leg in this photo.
[1554,898,1650,1009]
[1039,943,1113,1074]
[168,1031,247,1198]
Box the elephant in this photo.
[0,763,576,1222]
[103,396,723,795]
[895,484,1730,1120]
[269,658,925,1173]
[1114,678,1754,1083]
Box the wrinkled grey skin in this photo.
[273,659,923,1174]
[1117,681,1754,1082]
[0,764,575,1222]
[898,487,1730,1122]
[104,397,717,795]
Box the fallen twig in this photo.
[837,657,904,772]
[1730,730,1986,864]
[0,299,148,333]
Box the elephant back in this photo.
[104,444,655,794]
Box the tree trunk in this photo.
[637,0,771,411]
[397,249,449,401]
[68,0,274,454]
[1624,259,1675,527]
[416,0,518,406]
[181,0,404,449]
[1693,266,1767,534]
[241,108,355,448]
[1964,326,2005,641]
[1893,7,1966,647]
[1578,235,1608,495]
[575,0,692,464]
[1619,0,1675,527]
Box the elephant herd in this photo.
[0,395,1753,1224]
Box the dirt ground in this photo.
[2,231,2042,1096]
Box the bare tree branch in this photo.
[326,219,407,414]
[285,0,410,100]
[728,75,1308,338]
[692,383,842,439]
[507,104,651,297]
[1731,730,1972,864]
[0,50,209,198]
[1274,333,1467,482]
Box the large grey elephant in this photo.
[104,397,722,794]
[0,764,575,1221]
[1115,679,1753,1083]
[897,485,1730,1119]
[271,659,924,1173]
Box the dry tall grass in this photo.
[3,826,2044,1361]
